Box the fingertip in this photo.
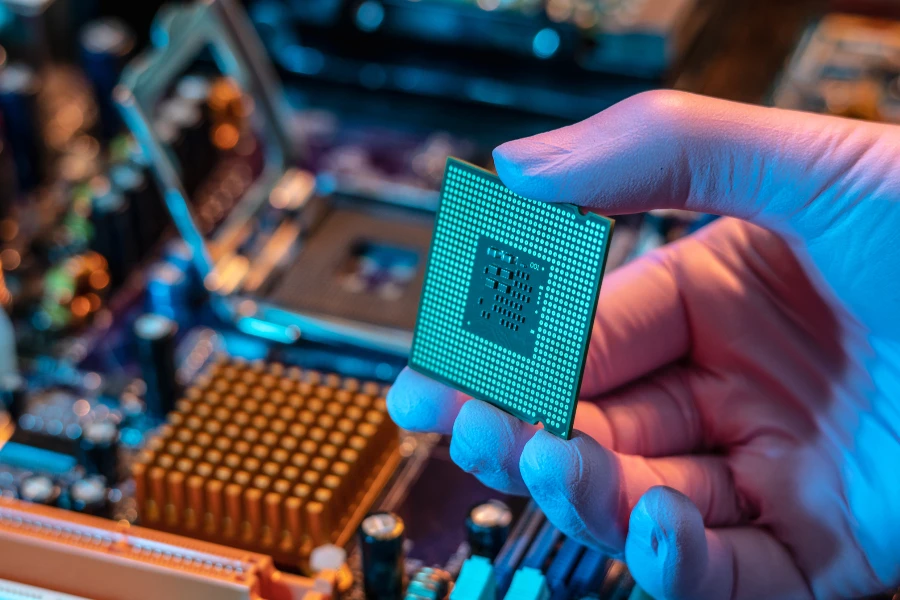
[518,429,566,483]
[492,143,529,193]
[626,486,710,600]
[386,367,464,434]
[492,138,567,202]
[449,400,533,495]
[520,432,623,552]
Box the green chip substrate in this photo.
[409,157,614,439]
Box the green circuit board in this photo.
[409,158,614,439]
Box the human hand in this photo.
[387,91,900,599]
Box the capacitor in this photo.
[146,262,189,325]
[80,419,120,483]
[0,60,44,190]
[134,313,179,419]
[0,115,18,218]
[19,474,59,506]
[405,567,451,600]
[159,97,211,195]
[67,475,109,516]
[466,499,513,561]
[0,373,27,424]
[359,511,406,600]
[109,163,164,258]
[89,175,137,287]
[79,18,135,140]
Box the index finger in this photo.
[386,367,467,434]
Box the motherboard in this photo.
[0,0,897,599]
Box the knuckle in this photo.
[618,89,696,138]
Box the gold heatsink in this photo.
[133,356,401,569]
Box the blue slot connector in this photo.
[544,537,585,599]
[451,556,497,600]
[504,568,551,600]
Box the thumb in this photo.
[625,486,812,600]
[493,90,890,235]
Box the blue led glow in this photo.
[533,28,560,59]
[356,0,385,32]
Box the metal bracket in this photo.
[114,0,297,284]
[115,0,413,355]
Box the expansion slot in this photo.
[0,497,336,600]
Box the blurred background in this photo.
[0,1,898,599]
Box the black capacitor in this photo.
[134,313,179,419]
[159,98,210,196]
[466,499,513,561]
[0,116,18,219]
[67,475,109,516]
[405,567,451,600]
[0,373,27,424]
[0,60,44,190]
[79,419,120,483]
[89,175,137,287]
[79,18,135,140]
[109,163,164,258]
[359,511,406,600]
[19,474,60,506]
[154,115,189,190]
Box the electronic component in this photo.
[0,138,14,219]
[109,163,164,259]
[773,14,900,124]
[65,475,109,516]
[8,389,94,458]
[504,568,550,600]
[79,18,135,140]
[410,158,614,439]
[132,356,400,569]
[450,556,496,600]
[133,313,179,419]
[405,567,451,600]
[466,499,512,561]
[33,252,110,333]
[568,548,612,596]
[544,537,587,597]
[0,374,26,424]
[78,419,119,483]
[18,474,59,506]
[89,175,138,286]
[598,560,637,600]
[266,207,432,333]
[158,96,211,196]
[115,0,426,355]
[251,0,708,120]
[0,578,93,600]
[9,1,886,599]
[359,511,406,599]
[0,443,77,477]
[492,502,622,598]
[0,497,337,599]
[0,61,44,189]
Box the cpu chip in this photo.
[410,158,614,439]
